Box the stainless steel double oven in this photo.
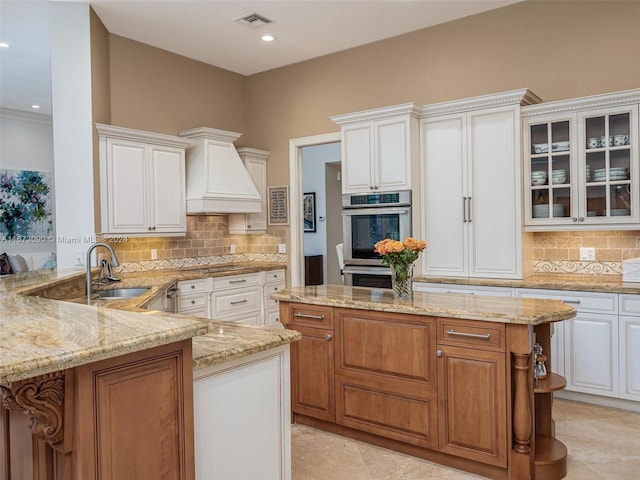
[341,190,412,288]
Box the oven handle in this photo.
[341,207,411,216]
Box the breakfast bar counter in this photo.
[275,285,576,480]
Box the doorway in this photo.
[288,132,341,287]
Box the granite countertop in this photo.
[413,273,640,294]
[0,262,298,383]
[273,284,576,325]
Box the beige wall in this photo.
[108,35,247,136]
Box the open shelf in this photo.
[535,435,568,480]
[534,373,567,393]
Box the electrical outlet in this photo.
[150,249,158,260]
[278,243,287,254]
[580,247,595,261]
[230,244,236,254]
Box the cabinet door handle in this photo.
[463,196,468,223]
[436,349,443,357]
[446,291,474,295]
[572,217,578,222]
[563,299,581,305]
[468,196,472,223]
[325,334,333,341]
[578,217,584,222]
[229,279,247,284]
[230,299,248,305]
[446,329,491,340]
[294,312,325,320]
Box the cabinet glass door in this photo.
[584,112,632,219]
[529,120,572,221]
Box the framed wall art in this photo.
[303,192,316,232]
[268,186,289,225]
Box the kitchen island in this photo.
[273,285,577,480]
[1,265,300,480]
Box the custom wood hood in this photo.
[178,127,262,214]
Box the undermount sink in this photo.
[95,287,150,300]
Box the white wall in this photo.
[50,2,95,268]
[302,142,341,281]
[0,109,56,266]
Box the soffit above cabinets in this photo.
[178,127,262,214]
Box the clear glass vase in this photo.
[390,263,413,299]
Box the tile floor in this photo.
[291,399,640,480]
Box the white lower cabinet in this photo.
[176,278,208,318]
[263,270,286,328]
[193,345,291,480]
[517,289,619,397]
[619,295,640,401]
[210,272,262,325]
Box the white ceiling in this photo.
[0,0,523,116]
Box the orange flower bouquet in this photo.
[374,237,426,299]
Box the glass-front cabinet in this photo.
[523,91,640,230]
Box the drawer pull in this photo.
[325,334,333,341]
[229,279,247,284]
[230,299,248,305]
[447,329,491,340]
[191,300,195,304]
[294,313,325,320]
[563,299,581,305]
[446,291,474,295]
[190,285,196,289]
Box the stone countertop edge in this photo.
[413,273,640,295]
[192,324,301,370]
[0,314,209,385]
[272,285,577,325]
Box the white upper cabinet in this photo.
[332,103,421,194]
[420,90,541,279]
[522,89,640,230]
[228,148,270,234]
[96,124,190,236]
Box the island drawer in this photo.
[178,279,206,295]
[289,304,334,329]
[437,318,505,352]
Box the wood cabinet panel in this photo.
[336,308,436,387]
[290,325,335,422]
[335,376,437,448]
[75,341,194,480]
[437,345,507,467]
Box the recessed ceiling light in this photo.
[261,34,275,42]
[0,42,10,48]
[31,104,40,109]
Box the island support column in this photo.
[507,323,535,479]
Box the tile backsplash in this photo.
[533,230,640,275]
[105,215,287,267]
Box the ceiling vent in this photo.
[235,12,273,29]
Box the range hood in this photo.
[178,127,261,214]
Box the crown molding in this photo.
[177,127,242,143]
[1,108,52,125]
[521,88,640,118]
[421,88,542,117]
[331,102,423,125]
[95,123,192,148]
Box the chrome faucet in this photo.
[86,242,120,297]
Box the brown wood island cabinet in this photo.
[279,289,575,480]
[1,340,195,480]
